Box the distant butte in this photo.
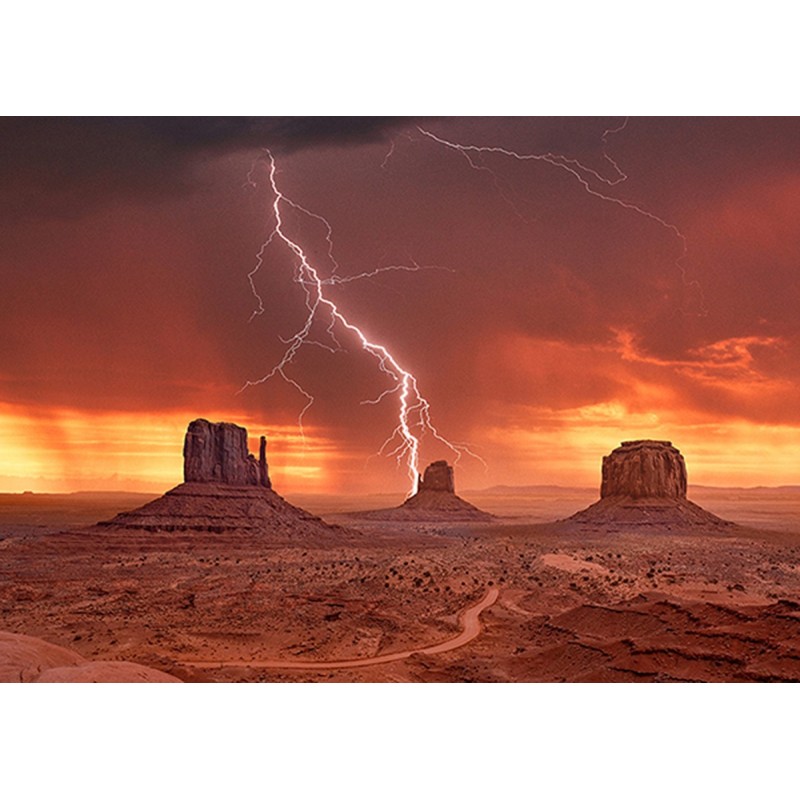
[98,419,351,540]
[566,440,734,529]
[361,460,493,521]
[416,460,456,493]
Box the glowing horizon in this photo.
[1,398,798,495]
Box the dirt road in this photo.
[184,587,499,671]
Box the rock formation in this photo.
[183,419,270,488]
[98,419,351,540]
[416,460,455,494]
[567,439,733,529]
[0,631,181,683]
[361,460,493,521]
[601,440,686,499]
[0,630,85,682]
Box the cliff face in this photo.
[183,419,270,488]
[416,460,455,494]
[601,440,687,500]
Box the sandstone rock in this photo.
[99,482,344,538]
[0,631,85,682]
[183,419,270,488]
[0,631,182,683]
[417,460,455,494]
[35,661,181,683]
[566,439,733,530]
[601,440,687,499]
[360,460,493,521]
[98,419,354,541]
[258,435,270,488]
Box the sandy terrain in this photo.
[1,488,800,682]
[184,588,499,670]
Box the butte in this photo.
[564,440,734,531]
[360,460,493,522]
[98,418,352,542]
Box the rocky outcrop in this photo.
[0,631,181,683]
[601,440,687,499]
[183,419,270,488]
[98,419,354,540]
[417,460,455,494]
[567,440,733,530]
[360,460,493,522]
[0,630,84,682]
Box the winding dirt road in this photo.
[183,587,499,671]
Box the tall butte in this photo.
[99,419,348,540]
[362,460,493,521]
[183,419,271,488]
[567,440,733,529]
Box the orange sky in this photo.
[1,117,799,494]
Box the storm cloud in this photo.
[2,117,800,492]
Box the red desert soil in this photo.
[183,587,499,670]
[2,491,800,682]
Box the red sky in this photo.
[1,117,799,495]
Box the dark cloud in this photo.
[0,116,419,219]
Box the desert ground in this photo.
[3,485,800,682]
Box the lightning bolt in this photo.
[241,151,482,496]
[417,120,707,315]
[240,120,694,495]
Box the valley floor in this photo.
[3,497,800,681]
